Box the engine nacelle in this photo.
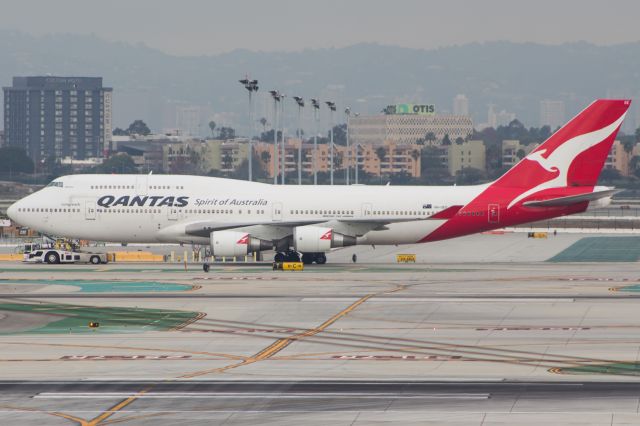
[210,231,271,257]
[293,226,356,253]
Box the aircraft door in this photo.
[136,176,148,195]
[272,202,283,221]
[85,200,96,220]
[362,203,372,217]
[488,204,500,224]
[168,207,178,221]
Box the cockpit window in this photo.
[46,181,63,188]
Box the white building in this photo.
[453,94,469,116]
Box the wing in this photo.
[166,205,457,240]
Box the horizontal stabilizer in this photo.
[522,188,618,208]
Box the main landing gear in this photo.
[301,252,326,265]
[274,251,301,263]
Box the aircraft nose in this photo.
[6,202,18,222]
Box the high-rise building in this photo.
[453,94,469,116]
[2,76,112,161]
[540,100,565,130]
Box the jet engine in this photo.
[210,231,272,257]
[293,226,356,253]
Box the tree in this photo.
[330,124,347,146]
[112,127,128,136]
[97,153,138,174]
[599,167,621,183]
[221,152,234,170]
[455,136,465,145]
[442,134,452,146]
[127,120,151,136]
[375,146,386,164]
[410,149,420,174]
[260,151,271,165]
[208,121,216,138]
[232,154,268,181]
[420,146,449,184]
[260,129,282,142]
[259,117,268,132]
[424,132,437,145]
[635,127,640,143]
[0,147,34,174]
[456,167,487,185]
[622,139,635,155]
[516,148,526,160]
[218,127,236,140]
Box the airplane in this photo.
[6,99,630,267]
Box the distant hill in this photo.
[0,30,639,133]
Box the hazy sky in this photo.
[1,0,639,55]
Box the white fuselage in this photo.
[8,174,486,246]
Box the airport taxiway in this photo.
[2,235,640,424]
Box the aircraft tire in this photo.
[315,253,327,265]
[90,255,101,265]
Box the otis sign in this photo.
[384,104,435,115]
[98,195,189,209]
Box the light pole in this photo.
[344,107,351,185]
[325,101,336,185]
[311,98,320,185]
[269,90,282,185]
[280,94,286,185]
[354,112,360,184]
[239,77,258,181]
[293,96,304,185]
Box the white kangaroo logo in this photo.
[508,112,626,209]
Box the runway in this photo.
[2,380,640,425]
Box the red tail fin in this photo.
[499,99,629,188]
[421,99,630,243]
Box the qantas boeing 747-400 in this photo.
[5,99,631,266]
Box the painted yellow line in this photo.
[0,404,89,426]
[180,293,375,378]
[87,389,150,426]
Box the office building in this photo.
[3,76,112,162]
[349,103,473,146]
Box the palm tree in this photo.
[424,132,437,145]
[410,149,420,176]
[259,117,268,132]
[375,146,386,175]
[208,121,216,138]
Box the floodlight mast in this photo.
[325,101,336,185]
[269,90,282,185]
[293,96,305,185]
[311,98,320,185]
[239,76,258,181]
